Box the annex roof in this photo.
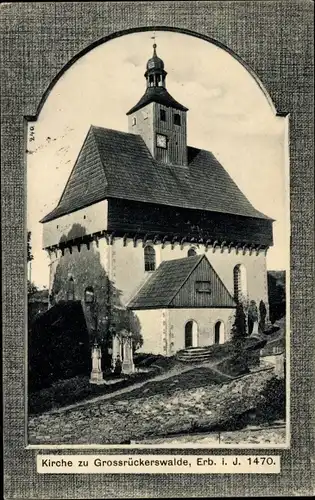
[128,254,235,310]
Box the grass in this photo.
[29,368,156,415]
[29,341,262,416]
[29,353,180,415]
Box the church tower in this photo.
[127,44,189,166]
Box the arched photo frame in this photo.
[2,3,313,499]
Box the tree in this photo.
[51,224,143,350]
[259,300,267,333]
[231,302,249,373]
[232,302,247,341]
[27,231,37,297]
[27,231,33,263]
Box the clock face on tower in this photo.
[156,133,167,149]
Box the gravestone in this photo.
[89,343,106,384]
[111,334,122,371]
[121,330,135,375]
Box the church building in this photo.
[40,44,273,356]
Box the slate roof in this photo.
[128,254,235,309]
[41,125,271,223]
[126,87,188,115]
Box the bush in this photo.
[255,376,285,423]
[28,301,90,392]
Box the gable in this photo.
[170,256,235,308]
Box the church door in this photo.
[185,320,198,348]
[214,321,225,344]
[185,321,193,348]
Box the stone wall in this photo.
[133,309,164,355]
[168,307,235,352]
[42,200,108,249]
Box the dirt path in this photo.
[44,359,232,415]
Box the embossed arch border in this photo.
[2,2,314,498]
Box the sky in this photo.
[27,30,289,289]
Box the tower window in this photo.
[174,113,181,126]
[160,109,166,121]
[187,248,197,257]
[132,117,137,126]
[195,281,211,293]
[149,75,154,86]
[84,286,95,303]
[144,245,156,272]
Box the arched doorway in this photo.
[185,320,198,348]
[214,321,225,344]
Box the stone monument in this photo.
[89,343,106,385]
[121,330,135,375]
[111,333,122,371]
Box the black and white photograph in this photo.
[27,29,289,447]
[2,1,314,498]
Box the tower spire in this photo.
[145,41,167,88]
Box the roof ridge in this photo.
[90,125,134,136]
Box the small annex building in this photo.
[128,254,236,355]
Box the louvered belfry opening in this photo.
[144,245,156,272]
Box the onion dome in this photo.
[146,43,165,71]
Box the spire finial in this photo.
[151,35,157,56]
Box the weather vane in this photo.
[151,33,157,48]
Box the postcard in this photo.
[2,1,314,498]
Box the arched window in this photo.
[233,264,247,303]
[144,245,156,271]
[84,286,95,303]
[187,247,197,257]
[132,117,137,126]
[67,276,74,301]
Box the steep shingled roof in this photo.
[41,125,271,223]
[128,254,235,309]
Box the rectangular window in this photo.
[160,109,166,121]
[195,281,211,293]
[174,113,181,126]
